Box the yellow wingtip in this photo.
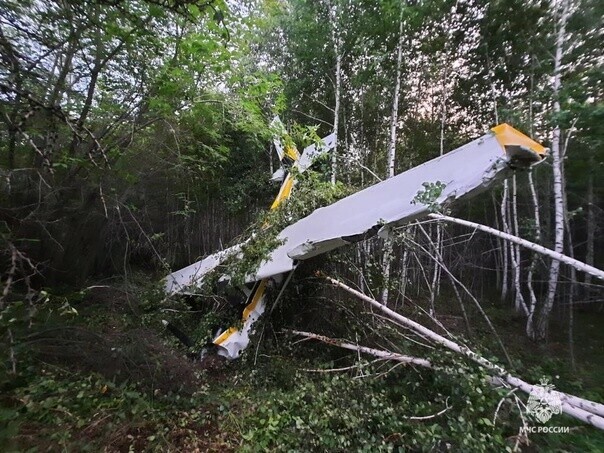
[491,123,548,157]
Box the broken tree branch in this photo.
[292,326,604,429]
[290,330,432,368]
[410,223,512,367]
[403,397,452,420]
[321,274,604,429]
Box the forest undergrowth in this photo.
[1,271,603,452]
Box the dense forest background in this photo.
[0,0,602,450]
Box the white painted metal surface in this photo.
[166,130,543,293]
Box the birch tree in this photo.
[380,10,404,304]
[526,168,542,334]
[525,58,542,335]
[528,0,571,341]
[584,160,595,288]
[328,0,342,185]
[511,174,528,315]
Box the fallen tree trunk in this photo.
[291,329,604,430]
[428,213,604,282]
[319,274,604,430]
[291,329,432,368]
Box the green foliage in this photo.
[14,372,150,426]
[223,355,512,452]
[220,169,353,286]
[413,181,447,212]
[0,366,219,451]
[1,274,603,451]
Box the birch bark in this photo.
[380,12,404,304]
[328,0,341,185]
[526,169,542,337]
[500,181,510,301]
[322,275,604,429]
[584,163,595,288]
[428,213,604,282]
[511,175,528,315]
[533,0,570,341]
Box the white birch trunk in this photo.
[428,41,451,310]
[561,166,577,368]
[328,0,341,185]
[386,15,403,180]
[291,330,432,368]
[294,326,604,428]
[429,223,442,315]
[492,193,503,291]
[500,181,510,301]
[526,169,542,338]
[380,13,404,304]
[584,165,595,288]
[511,175,528,315]
[566,218,576,369]
[525,56,541,337]
[534,0,570,341]
[428,213,604,281]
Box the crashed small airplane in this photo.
[164,122,547,360]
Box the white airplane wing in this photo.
[164,242,244,295]
[297,133,336,171]
[270,116,286,161]
[252,124,546,280]
[165,123,546,293]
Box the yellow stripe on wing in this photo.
[285,144,300,161]
[242,280,267,319]
[214,281,268,345]
[214,140,299,350]
[491,123,547,157]
[270,173,295,210]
